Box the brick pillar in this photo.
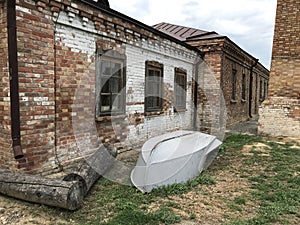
[258,0,300,137]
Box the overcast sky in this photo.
[109,0,277,69]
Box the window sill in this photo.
[241,99,247,103]
[174,108,187,113]
[96,114,126,122]
[144,111,164,117]
[230,99,238,104]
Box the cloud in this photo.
[109,0,277,68]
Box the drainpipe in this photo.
[248,58,259,118]
[7,0,24,159]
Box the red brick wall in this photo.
[0,1,15,170]
[222,55,250,124]
[268,0,300,98]
[16,0,56,173]
[188,39,223,81]
[258,0,300,137]
[1,0,270,173]
[188,38,269,126]
[0,0,198,173]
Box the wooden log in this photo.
[63,145,117,195]
[0,146,116,210]
[0,169,84,210]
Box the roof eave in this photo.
[78,1,202,55]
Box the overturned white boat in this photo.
[131,130,222,193]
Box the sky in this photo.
[109,0,277,69]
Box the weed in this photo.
[189,213,196,220]
[233,196,246,205]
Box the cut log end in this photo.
[67,181,85,210]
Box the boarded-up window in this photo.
[145,61,163,112]
[174,68,187,111]
[96,51,126,116]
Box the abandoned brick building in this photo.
[0,0,268,174]
[259,0,300,137]
[154,23,270,126]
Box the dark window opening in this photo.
[231,69,237,100]
[174,68,187,111]
[259,79,263,101]
[145,61,163,112]
[242,73,246,100]
[264,81,267,100]
[96,53,126,116]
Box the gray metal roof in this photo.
[153,22,225,42]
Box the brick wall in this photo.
[15,0,56,173]
[0,1,16,170]
[188,37,269,126]
[0,0,199,173]
[258,0,300,137]
[54,12,197,164]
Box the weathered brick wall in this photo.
[222,56,250,124]
[123,43,195,148]
[188,39,223,82]
[15,0,56,173]
[1,0,198,173]
[189,37,269,126]
[0,1,16,170]
[258,0,300,137]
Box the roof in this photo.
[80,0,110,8]
[153,22,225,42]
[153,22,270,72]
[78,1,202,55]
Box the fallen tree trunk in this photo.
[0,169,84,210]
[0,146,117,210]
[63,145,117,195]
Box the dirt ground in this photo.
[1,119,298,225]
[0,142,265,225]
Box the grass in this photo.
[222,135,300,225]
[21,134,300,225]
[69,171,215,225]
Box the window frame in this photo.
[174,68,187,111]
[241,73,246,101]
[264,81,267,100]
[96,51,126,117]
[231,69,237,101]
[259,79,263,101]
[144,61,163,113]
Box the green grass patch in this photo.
[59,170,216,225]
[223,135,300,225]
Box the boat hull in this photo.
[131,130,222,192]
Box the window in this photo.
[96,52,126,116]
[259,79,263,101]
[145,61,163,112]
[174,68,187,111]
[242,73,246,101]
[231,69,237,100]
[264,81,267,100]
